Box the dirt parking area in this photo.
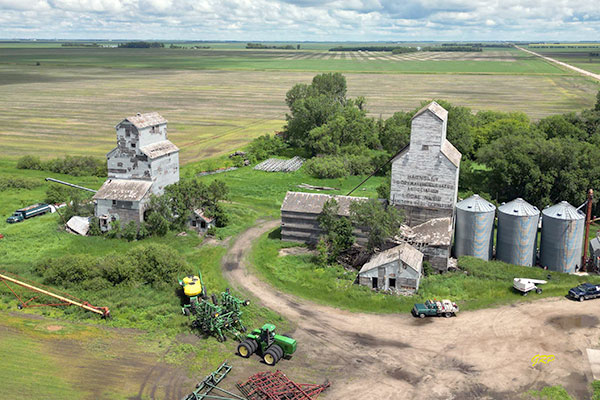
[223,220,600,400]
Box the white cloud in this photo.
[0,0,598,40]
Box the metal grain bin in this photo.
[540,201,585,273]
[496,198,540,266]
[454,194,496,260]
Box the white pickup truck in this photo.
[513,278,547,296]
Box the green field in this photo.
[1,45,598,163]
[527,44,600,74]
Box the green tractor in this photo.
[237,323,296,366]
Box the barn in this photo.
[358,243,423,294]
[280,191,368,245]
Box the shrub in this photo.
[145,212,169,236]
[88,217,102,236]
[122,221,138,242]
[35,254,99,288]
[16,155,42,170]
[45,183,76,204]
[129,244,187,287]
[0,177,41,191]
[304,155,350,178]
[247,134,287,161]
[100,254,137,286]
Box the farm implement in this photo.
[0,270,110,318]
[180,272,250,342]
[182,361,330,400]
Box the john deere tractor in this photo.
[237,323,296,366]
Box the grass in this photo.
[526,44,600,75]
[525,385,573,400]
[250,227,600,314]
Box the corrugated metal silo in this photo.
[496,198,539,266]
[540,201,585,273]
[454,194,496,260]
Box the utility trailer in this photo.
[513,278,546,296]
[6,203,52,223]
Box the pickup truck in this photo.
[568,283,600,302]
[412,299,459,318]
[6,203,52,223]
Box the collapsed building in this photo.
[93,112,179,229]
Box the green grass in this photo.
[525,385,574,400]
[250,227,600,314]
[0,333,83,399]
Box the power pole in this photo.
[582,189,594,272]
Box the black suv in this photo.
[568,283,600,302]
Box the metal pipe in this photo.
[582,189,594,271]
[45,177,97,193]
[0,273,108,316]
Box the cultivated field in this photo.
[1,45,598,163]
[526,44,600,74]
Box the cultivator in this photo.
[182,361,246,400]
[237,371,330,400]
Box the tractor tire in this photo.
[238,340,254,358]
[579,296,585,302]
[270,344,284,360]
[248,339,258,353]
[183,308,191,316]
[217,335,224,343]
[536,288,542,294]
[419,313,425,319]
[523,291,528,296]
[263,348,279,366]
[444,312,451,318]
[211,294,219,305]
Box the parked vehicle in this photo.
[6,203,51,223]
[237,323,296,366]
[568,283,600,302]
[412,299,459,318]
[513,278,547,296]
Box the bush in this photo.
[45,183,76,204]
[0,177,41,192]
[304,155,350,178]
[88,217,102,236]
[16,155,42,170]
[129,243,187,287]
[35,254,99,288]
[122,221,138,242]
[247,134,287,162]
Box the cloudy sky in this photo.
[0,0,598,41]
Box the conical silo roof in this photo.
[542,201,584,220]
[498,198,539,217]
[456,194,496,213]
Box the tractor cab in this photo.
[259,323,276,348]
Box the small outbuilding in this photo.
[189,209,215,234]
[358,243,423,294]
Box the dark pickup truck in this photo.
[568,283,600,302]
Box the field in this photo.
[527,44,600,75]
[1,46,598,163]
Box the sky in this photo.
[0,0,599,41]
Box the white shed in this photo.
[358,243,424,294]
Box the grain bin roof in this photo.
[92,179,152,201]
[280,191,368,216]
[412,101,448,122]
[141,140,179,159]
[359,243,423,274]
[542,201,584,220]
[456,194,496,213]
[498,198,539,217]
[120,112,167,129]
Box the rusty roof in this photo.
[412,101,448,122]
[397,217,453,246]
[280,191,368,216]
[359,242,423,274]
[92,179,152,201]
[141,140,179,159]
[193,209,215,223]
[121,112,167,129]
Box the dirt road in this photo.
[517,46,600,82]
[223,220,600,400]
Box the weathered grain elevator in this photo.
[454,194,496,261]
[540,201,585,273]
[496,198,539,267]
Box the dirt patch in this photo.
[278,247,315,257]
[201,236,231,247]
[386,368,420,384]
[546,314,599,330]
[46,325,63,332]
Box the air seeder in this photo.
[180,272,250,342]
